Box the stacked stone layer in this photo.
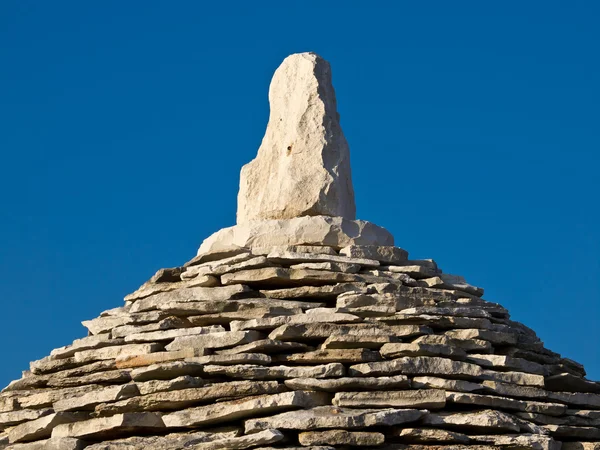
[2,232,599,449]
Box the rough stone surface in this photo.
[162,391,330,428]
[244,406,423,432]
[2,52,596,450]
[298,429,385,446]
[237,52,355,223]
[198,216,394,255]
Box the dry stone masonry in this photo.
[1,52,598,450]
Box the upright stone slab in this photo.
[237,52,355,223]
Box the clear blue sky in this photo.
[1,1,598,388]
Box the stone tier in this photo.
[1,233,599,450]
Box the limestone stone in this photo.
[51,413,165,440]
[515,411,600,427]
[0,409,52,428]
[481,380,548,399]
[129,285,250,313]
[379,343,467,360]
[198,216,393,256]
[73,343,162,364]
[320,334,397,349]
[162,391,330,428]
[7,437,85,450]
[412,376,484,393]
[50,335,119,360]
[111,316,191,339]
[215,339,308,355]
[384,265,438,279]
[15,384,101,409]
[400,306,491,319]
[349,356,484,378]
[165,331,262,351]
[46,369,132,389]
[252,245,337,256]
[422,409,521,432]
[261,283,364,299]
[8,412,87,443]
[545,373,600,393]
[202,362,345,380]
[185,247,250,267]
[290,261,361,273]
[298,430,385,446]
[136,375,203,395]
[394,428,469,444]
[333,389,446,409]
[547,391,600,409]
[0,395,19,412]
[84,428,241,450]
[236,52,355,223]
[130,362,204,382]
[544,424,600,439]
[123,325,224,343]
[269,323,394,341]
[82,312,166,335]
[278,348,380,364]
[339,245,408,264]
[230,311,361,332]
[115,349,208,369]
[244,406,423,432]
[94,381,283,415]
[469,434,561,450]
[222,267,376,287]
[184,308,302,327]
[444,328,517,345]
[378,313,492,330]
[192,429,284,449]
[446,391,567,416]
[267,250,379,267]
[54,384,140,412]
[284,375,410,392]
[412,334,492,353]
[481,369,545,387]
[467,354,547,375]
[124,275,220,302]
[417,275,484,297]
[159,299,319,316]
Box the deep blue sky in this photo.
[1,1,598,388]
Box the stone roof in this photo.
[1,53,598,450]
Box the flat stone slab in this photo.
[284,375,410,392]
[202,363,345,380]
[422,409,521,432]
[129,285,251,313]
[84,428,241,450]
[446,391,567,416]
[8,412,87,443]
[393,428,470,444]
[94,381,283,415]
[339,245,408,264]
[197,216,393,256]
[162,391,330,428]
[192,429,284,449]
[244,406,423,432]
[349,356,484,378]
[165,331,263,351]
[298,429,385,446]
[333,389,446,409]
[51,412,165,440]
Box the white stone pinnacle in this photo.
[237,52,356,224]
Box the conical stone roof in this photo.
[2,53,599,450]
